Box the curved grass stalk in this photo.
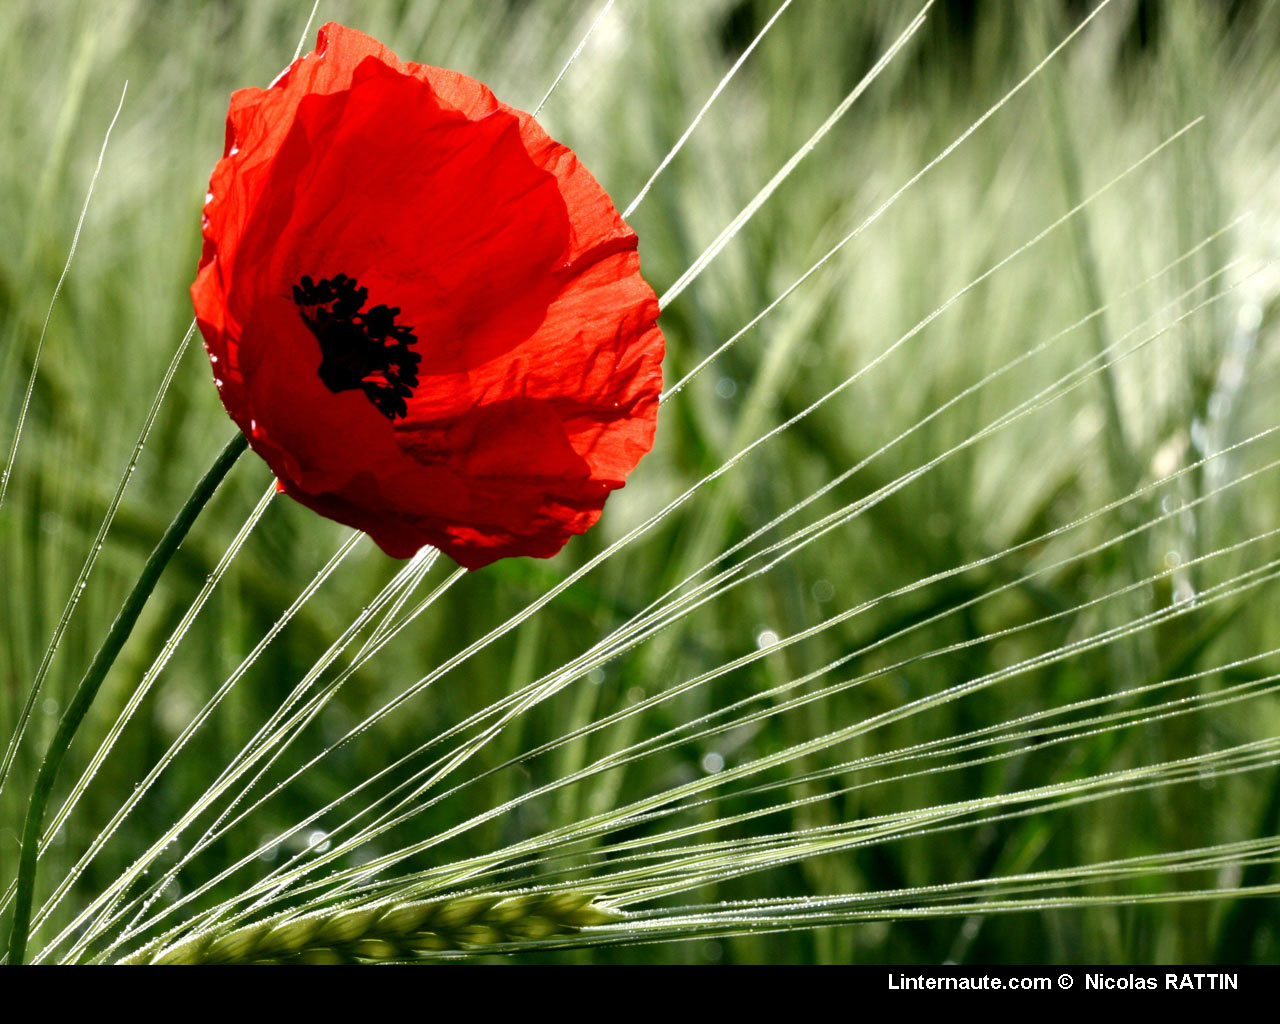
[120,730,1280,961]
[622,0,797,219]
[116,741,1280,960]
[6,431,248,964]
[0,82,127,512]
[108,554,454,937]
[465,672,1280,896]
[85,258,1274,952]
[518,874,1280,957]
[617,838,1280,914]
[9,484,278,932]
[135,135,1226,871]
[244,258,1266,857]
[290,1,320,62]
[611,751,1280,907]
[40,555,459,962]
[5,0,354,961]
[18,532,364,946]
[117,534,1280,951]
[90,313,1280,962]
[559,740,1280,906]
[532,0,615,117]
[22,1,1279,965]
[30,545,431,958]
[412,836,1280,938]
[105,562,465,945]
[0,323,195,795]
[303,462,1280,902]
[514,672,1280,896]
[657,0,930,310]
[275,549,1280,897]
[360,242,1249,792]
[659,0,1116,384]
[295,655,1280,906]
[128,12,1125,815]
[38,484,276,845]
[640,216,1244,615]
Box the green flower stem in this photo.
[6,431,248,965]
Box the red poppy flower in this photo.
[192,23,664,569]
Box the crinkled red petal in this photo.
[192,23,663,568]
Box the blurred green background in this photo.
[2,0,1280,963]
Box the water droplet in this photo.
[1189,418,1208,453]
[1239,302,1263,332]
[756,629,779,649]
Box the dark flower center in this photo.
[292,273,421,421]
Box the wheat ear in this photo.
[120,892,622,964]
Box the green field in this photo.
[2,0,1280,964]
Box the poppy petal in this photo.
[193,23,664,569]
